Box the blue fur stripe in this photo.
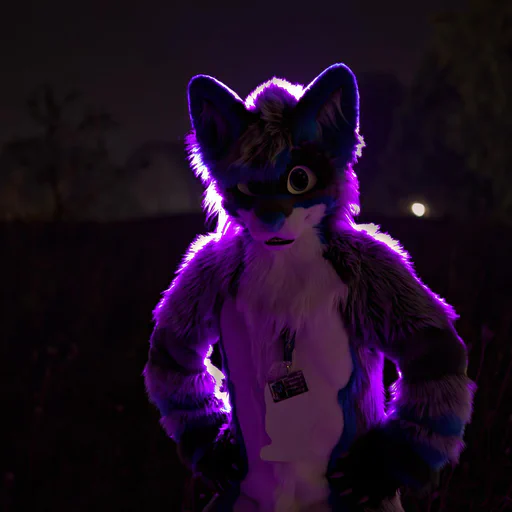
[155,393,221,417]
[336,350,359,454]
[391,407,466,437]
[162,407,228,443]
[328,348,359,512]
[412,443,449,470]
[295,195,336,211]
[384,420,454,471]
[387,408,466,470]
[217,342,248,477]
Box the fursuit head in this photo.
[186,63,364,257]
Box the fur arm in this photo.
[143,235,229,455]
[144,326,228,443]
[326,225,476,478]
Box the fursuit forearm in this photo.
[355,227,476,471]
[144,326,228,443]
[143,234,231,464]
[386,325,475,469]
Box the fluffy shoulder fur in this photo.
[153,231,244,337]
[323,223,457,347]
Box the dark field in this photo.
[2,214,511,512]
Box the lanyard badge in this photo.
[268,329,309,403]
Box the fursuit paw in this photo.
[327,453,400,509]
[327,427,438,509]
[179,425,245,493]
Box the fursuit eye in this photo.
[287,166,317,195]
[237,183,256,196]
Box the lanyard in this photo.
[281,328,296,374]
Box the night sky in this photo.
[1,0,466,161]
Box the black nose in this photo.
[254,199,293,218]
[256,211,285,232]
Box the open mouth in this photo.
[264,237,295,246]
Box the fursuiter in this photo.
[143,64,476,512]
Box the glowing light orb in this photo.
[411,202,426,217]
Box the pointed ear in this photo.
[292,64,360,154]
[188,75,250,163]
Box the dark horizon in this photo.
[1,0,467,162]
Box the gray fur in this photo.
[153,231,244,335]
[235,84,297,167]
[398,419,466,463]
[390,374,476,422]
[324,226,457,347]
[316,89,350,135]
[352,344,386,432]
[144,364,217,407]
[160,407,228,440]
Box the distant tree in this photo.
[379,0,512,222]
[0,85,125,221]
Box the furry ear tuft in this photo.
[188,75,250,163]
[292,64,360,157]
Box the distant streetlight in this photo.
[411,202,426,217]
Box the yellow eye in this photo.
[237,183,255,196]
[287,166,317,195]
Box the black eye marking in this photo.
[234,145,335,199]
[236,183,255,196]
[236,181,276,196]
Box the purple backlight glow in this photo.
[352,223,411,260]
[185,132,234,236]
[352,222,457,317]
[204,345,231,413]
[244,77,304,110]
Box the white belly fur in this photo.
[219,233,353,511]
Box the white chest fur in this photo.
[234,229,350,385]
[219,230,353,509]
[235,229,347,329]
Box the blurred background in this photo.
[1,0,511,511]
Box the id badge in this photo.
[268,370,309,403]
[260,368,312,462]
